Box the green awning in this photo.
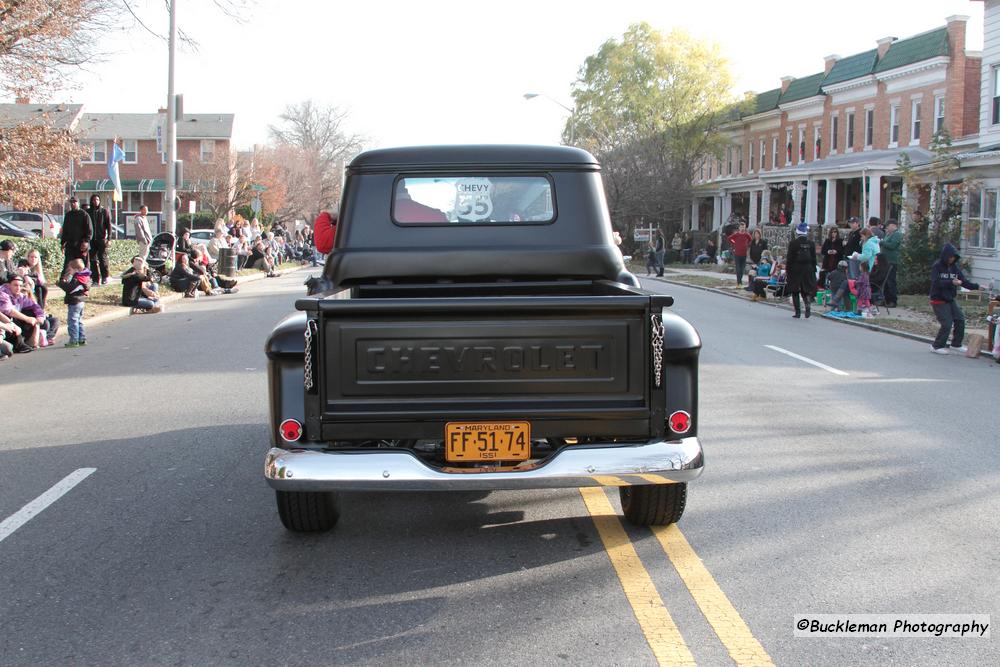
[72,179,211,192]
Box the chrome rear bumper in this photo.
[264,437,703,492]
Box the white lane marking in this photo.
[764,345,849,376]
[0,468,96,544]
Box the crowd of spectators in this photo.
[1,239,61,355]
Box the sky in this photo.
[47,0,985,151]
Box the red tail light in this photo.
[279,419,302,442]
[669,410,691,434]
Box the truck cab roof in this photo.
[323,145,635,288]
[349,145,601,173]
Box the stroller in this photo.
[145,232,175,283]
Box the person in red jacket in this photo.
[313,211,337,255]
[727,222,752,287]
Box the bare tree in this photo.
[0,0,119,99]
[269,100,365,215]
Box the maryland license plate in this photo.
[445,422,531,462]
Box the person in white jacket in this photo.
[134,206,153,259]
[205,228,229,263]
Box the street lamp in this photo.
[523,93,575,145]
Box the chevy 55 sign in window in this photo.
[393,176,555,225]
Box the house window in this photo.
[831,115,839,153]
[847,112,855,150]
[785,130,792,164]
[772,137,778,169]
[865,109,874,147]
[84,140,107,163]
[760,139,767,171]
[934,96,945,134]
[967,188,997,249]
[814,127,821,158]
[749,142,755,172]
[911,100,922,143]
[890,104,900,144]
[708,160,713,179]
[727,147,732,175]
[993,68,1000,124]
[738,146,743,174]
[123,139,137,163]
[985,190,998,249]
[798,128,805,162]
[200,139,215,163]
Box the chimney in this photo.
[947,15,969,58]
[780,76,795,93]
[877,37,896,60]
[824,54,841,75]
[15,96,29,105]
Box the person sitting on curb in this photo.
[929,243,981,354]
[169,252,214,298]
[0,290,35,353]
[0,239,18,284]
[751,251,773,302]
[206,228,229,264]
[0,275,45,349]
[122,257,163,314]
[175,228,194,257]
[190,246,238,294]
[249,240,279,277]
[825,260,851,311]
[694,239,717,264]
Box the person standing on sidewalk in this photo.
[868,216,885,240]
[843,217,863,279]
[58,258,90,348]
[653,230,666,277]
[786,222,817,318]
[880,219,903,307]
[86,194,112,284]
[727,222,752,287]
[60,197,92,273]
[681,232,693,264]
[929,243,981,354]
[819,227,844,288]
[134,206,153,260]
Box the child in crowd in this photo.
[856,260,873,317]
[751,251,773,302]
[58,258,91,347]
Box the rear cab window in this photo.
[393,175,555,225]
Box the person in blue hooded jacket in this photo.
[929,243,981,354]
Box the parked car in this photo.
[0,218,39,239]
[0,211,61,239]
[189,230,214,245]
[264,145,704,533]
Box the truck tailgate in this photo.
[298,293,668,440]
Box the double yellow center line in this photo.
[579,487,773,667]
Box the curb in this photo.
[81,265,309,330]
[649,275,998,361]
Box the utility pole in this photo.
[164,0,178,235]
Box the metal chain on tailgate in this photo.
[650,313,664,388]
[303,319,318,392]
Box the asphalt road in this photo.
[1,273,996,666]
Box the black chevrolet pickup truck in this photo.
[265,145,703,532]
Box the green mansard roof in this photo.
[875,27,949,73]
[779,72,826,104]
[824,49,879,86]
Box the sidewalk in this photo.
[646,268,998,360]
[81,264,309,330]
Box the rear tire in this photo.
[619,483,686,526]
[275,490,340,532]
